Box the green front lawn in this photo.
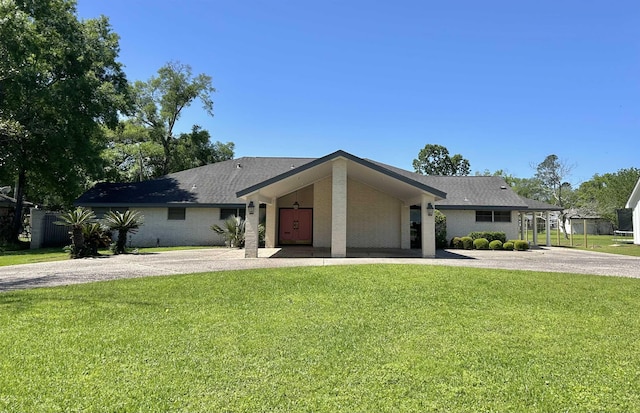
[1,265,639,412]
[0,247,71,266]
[0,246,213,267]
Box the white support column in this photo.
[421,195,435,258]
[265,198,277,248]
[244,196,260,258]
[331,159,347,258]
[520,212,525,240]
[400,204,410,250]
[545,211,551,246]
[532,212,538,246]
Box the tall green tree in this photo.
[413,144,470,176]
[0,0,131,242]
[132,62,216,175]
[576,167,640,226]
[534,154,573,205]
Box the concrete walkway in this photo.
[1,246,640,292]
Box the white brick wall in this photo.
[347,179,401,248]
[313,178,332,247]
[443,209,519,241]
[312,177,403,248]
[127,207,226,247]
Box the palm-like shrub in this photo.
[55,207,96,258]
[82,223,112,256]
[103,210,144,254]
[212,215,245,248]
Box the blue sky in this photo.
[76,0,639,185]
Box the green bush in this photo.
[473,238,489,250]
[435,210,448,249]
[514,240,530,251]
[489,240,503,250]
[468,231,506,243]
[461,236,473,250]
[450,237,463,249]
[503,241,514,251]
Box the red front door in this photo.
[279,209,313,245]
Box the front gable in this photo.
[236,150,447,204]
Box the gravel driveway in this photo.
[1,247,639,292]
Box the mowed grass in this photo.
[1,265,640,412]
[0,246,213,267]
[0,247,71,266]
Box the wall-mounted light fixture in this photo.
[427,203,434,216]
[293,201,299,210]
[248,201,255,215]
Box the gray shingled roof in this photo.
[75,157,315,207]
[236,150,447,199]
[426,176,528,210]
[367,160,530,210]
[76,151,558,211]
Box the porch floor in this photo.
[265,246,426,258]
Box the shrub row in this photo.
[468,231,507,243]
[450,233,529,251]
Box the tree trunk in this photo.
[559,212,570,240]
[10,167,26,244]
[71,227,85,257]
[116,229,128,253]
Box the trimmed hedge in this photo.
[461,236,473,250]
[473,238,489,250]
[514,240,530,251]
[503,241,514,251]
[468,232,506,243]
[450,237,463,249]
[489,240,503,250]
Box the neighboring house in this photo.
[625,177,640,245]
[562,209,614,236]
[75,150,558,257]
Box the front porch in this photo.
[237,151,446,259]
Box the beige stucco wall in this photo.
[443,209,519,241]
[127,207,225,247]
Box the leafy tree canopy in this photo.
[0,0,131,241]
[413,144,470,176]
[132,62,217,175]
[576,167,640,226]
